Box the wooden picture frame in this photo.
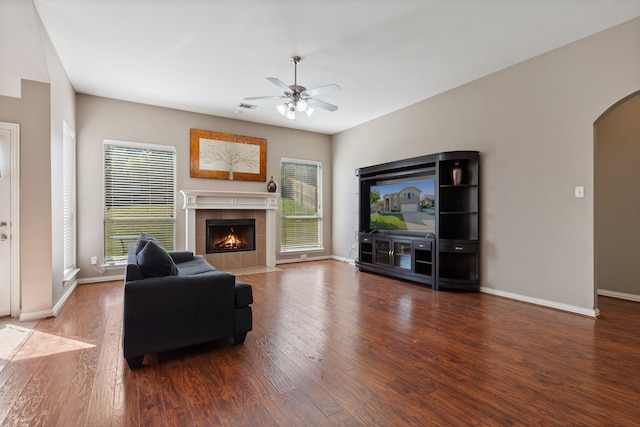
[190,129,267,181]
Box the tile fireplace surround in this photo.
[180,190,279,270]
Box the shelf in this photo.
[438,241,478,286]
[438,186,478,212]
[415,264,432,276]
[438,154,479,187]
[438,215,478,240]
[438,277,479,291]
[438,252,478,281]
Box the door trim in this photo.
[1,122,20,317]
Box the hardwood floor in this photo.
[1,260,639,426]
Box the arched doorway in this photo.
[594,90,640,303]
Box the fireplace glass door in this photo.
[206,219,256,253]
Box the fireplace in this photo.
[181,190,279,269]
[206,219,255,254]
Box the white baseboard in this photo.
[19,277,80,321]
[20,308,54,322]
[480,286,600,318]
[53,278,79,316]
[333,259,598,317]
[331,255,356,265]
[597,289,640,303]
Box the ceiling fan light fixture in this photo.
[285,106,296,120]
[276,104,287,116]
[295,99,307,112]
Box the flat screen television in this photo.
[368,177,436,234]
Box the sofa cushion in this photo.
[176,256,218,275]
[136,240,179,277]
[168,250,195,264]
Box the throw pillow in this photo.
[136,240,179,277]
[135,232,160,254]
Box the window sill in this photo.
[101,261,126,269]
[63,268,80,283]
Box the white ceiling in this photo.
[33,0,640,135]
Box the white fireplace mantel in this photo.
[180,190,280,267]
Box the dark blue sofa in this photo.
[122,239,253,369]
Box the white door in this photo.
[0,126,12,316]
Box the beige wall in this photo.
[40,10,77,306]
[332,17,640,313]
[0,96,20,122]
[0,0,77,317]
[595,92,640,297]
[19,80,53,315]
[0,0,49,99]
[76,95,332,280]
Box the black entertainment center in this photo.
[356,151,479,291]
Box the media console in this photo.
[356,151,479,291]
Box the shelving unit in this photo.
[358,233,435,286]
[435,151,479,290]
[413,240,433,276]
[356,150,480,291]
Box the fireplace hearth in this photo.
[206,219,256,254]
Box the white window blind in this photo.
[280,158,322,252]
[103,140,176,261]
[63,121,76,274]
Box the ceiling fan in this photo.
[244,56,340,120]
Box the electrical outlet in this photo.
[352,243,356,249]
[300,254,307,260]
[91,256,97,265]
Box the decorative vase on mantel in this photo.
[266,176,277,193]
[451,161,463,186]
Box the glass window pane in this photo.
[280,158,322,252]
[103,140,176,261]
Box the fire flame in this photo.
[215,228,243,250]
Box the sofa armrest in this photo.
[235,281,253,307]
[125,243,144,281]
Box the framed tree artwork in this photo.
[190,129,267,181]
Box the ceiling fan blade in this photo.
[307,98,339,112]
[267,77,292,93]
[302,84,340,97]
[243,95,287,101]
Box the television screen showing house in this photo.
[370,179,436,232]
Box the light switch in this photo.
[575,186,585,198]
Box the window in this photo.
[103,140,176,262]
[280,158,322,252]
[63,121,76,275]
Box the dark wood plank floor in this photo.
[1,260,639,426]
